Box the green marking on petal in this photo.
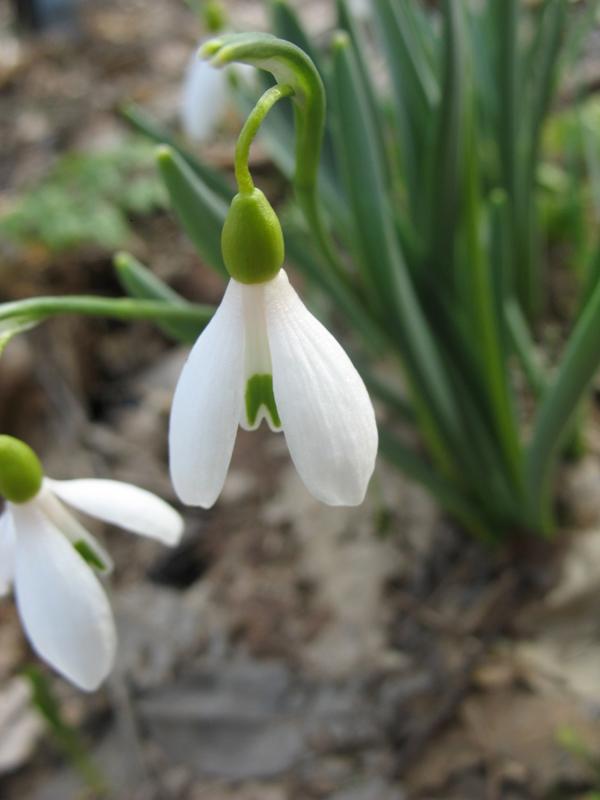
[73,540,107,572]
[245,373,281,428]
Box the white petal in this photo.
[12,502,116,691]
[169,279,244,507]
[234,62,259,87]
[37,483,114,574]
[265,270,378,506]
[239,282,282,433]
[0,512,16,597]
[180,52,228,143]
[45,479,183,547]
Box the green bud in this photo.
[203,1,226,33]
[221,188,284,284]
[0,436,43,504]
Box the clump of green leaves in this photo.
[4,0,600,543]
[0,137,167,253]
[123,0,600,541]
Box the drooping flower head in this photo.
[169,151,378,508]
[0,436,183,691]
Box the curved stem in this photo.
[297,186,351,285]
[0,296,214,326]
[235,83,294,193]
[204,33,352,285]
[203,33,325,191]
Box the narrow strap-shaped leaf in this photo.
[157,145,228,276]
[357,364,415,422]
[580,237,600,313]
[374,0,439,118]
[428,0,465,276]
[284,226,387,349]
[525,0,567,180]
[329,35,413,318]
[121,103,234,202]
[504,299,547,398]
[336,0,390,184]
[270,0,323,79]
[461,99,524,493]
[492,0,521,303]
[373,0,438,210]
[466,1,497,134]
[492,0,541,318]
[0,296,214,328]
[493,0,520,202]
[331,33,463,468]
[379,430,492,541]
[488,189,512,350]
[411,0,440,72]
[0,317,40,355]
[25,666,107,795]
[522,0,568,325]
[442,361,523,530]
[114,251,203,343]
[526,272,600,528]
[269,0,340,188]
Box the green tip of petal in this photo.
[200,38,224,59]
[332,31,350,50]
[222,189,284,284]
[246,374,281,428]
[73,540,108,572]
[155,144,173,164]
[0,435,43,504]
[113,250,130,274]
[203,1,227,33]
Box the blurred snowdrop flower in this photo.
[0,436,183,692]
[180,44,255,144]
[180,52,229,143]
[169,188,378,509]
[348,0,372,20]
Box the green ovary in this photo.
[245,374,281,428]
[0,435,43,503]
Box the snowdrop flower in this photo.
[180,48,229,144]
[0,436,183,692]
[180,3,255,144]
[348,0,372,21]
[180,48,257,144]
[169,186,378,508]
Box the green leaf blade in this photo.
[114,251,204,342]
[157,145,229,277]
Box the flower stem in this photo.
[0,296,214,326]
[234,83,295,194]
